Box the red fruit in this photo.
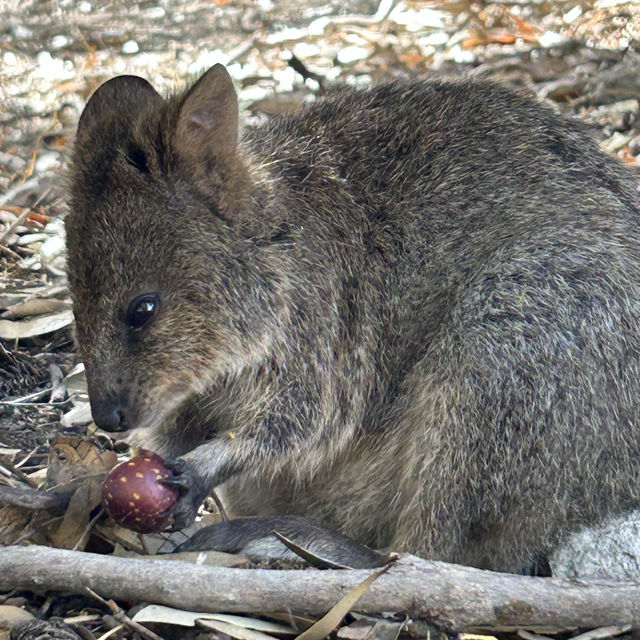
[102,449,178,533]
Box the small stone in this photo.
[188,50,229,75]
[39,235,66,259]
[51,35,69,49]
[143,7,165,19]
[12,24,33,40]
[538,31,565,48]
[0,152,26,172]
[35,151,60,173]
[293,43,320,59]
[563,5,582,23]
[122,40,140,54]
[337,46,371,65]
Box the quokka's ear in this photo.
[173,64,239,165]
[76,75,164,147]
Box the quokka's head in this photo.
[66,65,283,433]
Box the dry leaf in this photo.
[0,206,48,226]
[273,529,389,569]
[0,485,71,512]
[197,619,279,640]
[337,619,404,640]
[1,298,71,321]
[133,605,296,635]
[47,435,117,488]
[462,34,487,48]
[399,52,426,71]
[0,505,31,547]
[296,563,394,640]
[273,529,351,569]
[97,525,148,554]
[619,147,638,164]
[0,605,35,629]
[60,402,92,428]
[253,612,316,632]
[0,310,73,339]
[337,620,377,640]
[50,477,103,550]
[514,15,539,42]
[44,436,115,548]
[0,482,74,545]
[49,363,67,403]
[63,364,88,395]
[487,30,516,44]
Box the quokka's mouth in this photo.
[127,380,197,434]
[117,355,275,448]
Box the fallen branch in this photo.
[0,546,639,631]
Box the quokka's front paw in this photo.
[162,458,209,531]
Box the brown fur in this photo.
[66,64,640,572]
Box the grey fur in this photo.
[66,64,640,572]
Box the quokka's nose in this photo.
[91,398,129,432]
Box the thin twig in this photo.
[0,176,40,209]
[85,587,167,640]
[0,243,22,259]
[0,387,54,405]
[0,206,31,246]
[0,454,40,488]
[210,489,229,522]
[15,446,43,470]
[310,0,396,27]
[0,185,53,246]
[72,507,106,552]
[96,624,126,640]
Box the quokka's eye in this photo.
[126,293,160,330]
